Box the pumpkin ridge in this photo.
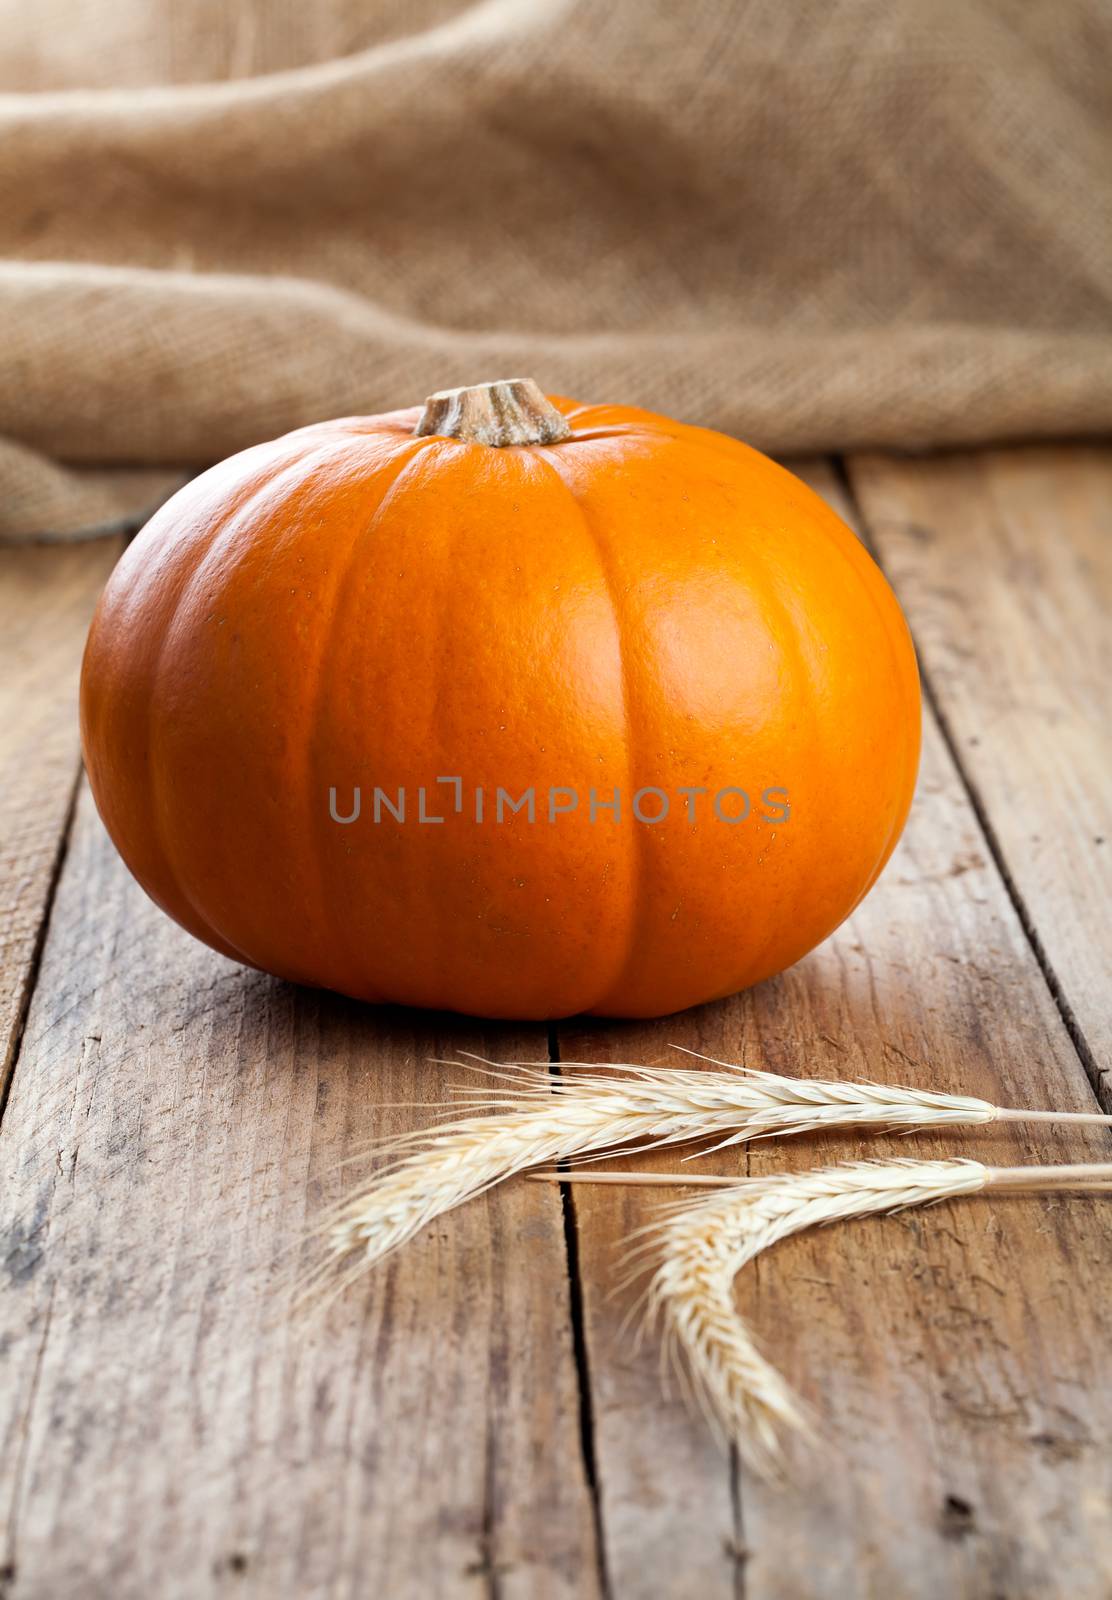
[772,476,919,925]
[788,479,921,913]
[689,438,920,922]
[300,436,434,998]
[144,439,355,966]
[81,434,354,967]
[305,431,502,1008]
[719,532,826,989]
[96,442,334,965]
[537,447,646,1016]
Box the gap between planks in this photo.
[834,455,1108,1115]
[548,1023,615,1600]
[0,536,124,1114]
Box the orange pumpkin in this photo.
[80,379,920,1019]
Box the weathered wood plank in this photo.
[0,539,120,1097]
[847,446,1112,1097]
[0,788,603,1600]
[560,462,1112,1600]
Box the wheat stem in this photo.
[994,1107,1112,1124]
[987,1161,1112,1189]
[533,1163,1112,1190]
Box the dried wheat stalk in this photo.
[616,1157,1112,1478]
[322,1052,1111,1277]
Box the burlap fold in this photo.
[2,0,1110,539]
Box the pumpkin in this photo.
[80,379,920,1019]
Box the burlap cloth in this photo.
[2,0,1110,541]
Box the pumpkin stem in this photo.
[414,379,571,447]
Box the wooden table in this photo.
[2,447,1110,1600]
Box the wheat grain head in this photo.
[322,1055,1108,1283]
[645,1158,992,1477]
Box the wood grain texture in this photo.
[0,788,603,1600]
[847,446,1112,1098]
[0,539,120,1097]
[557,462,1112,1600]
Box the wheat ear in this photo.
[323,1052,1111,1277]
[631,1158,1112,1478]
